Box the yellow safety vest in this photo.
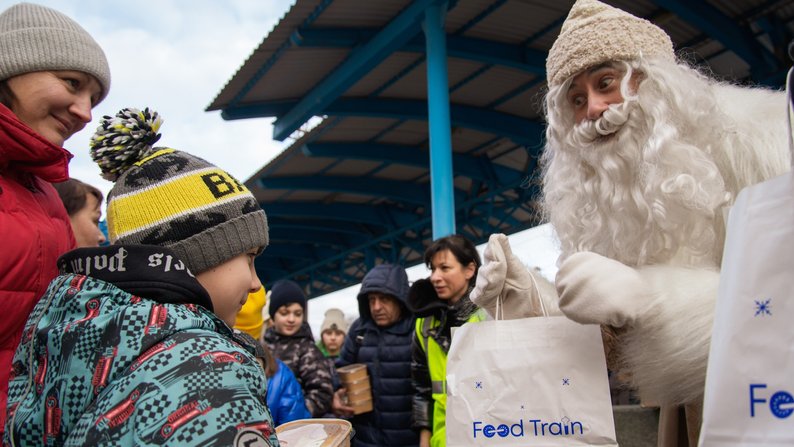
[415,310,485,447]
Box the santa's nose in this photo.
[586,97,610,120]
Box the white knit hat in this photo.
[0,2,111,102]
[546,0,674,87]
[321,308,348,334]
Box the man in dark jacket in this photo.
[332,264,419,447]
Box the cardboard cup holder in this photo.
[337,363,368,383]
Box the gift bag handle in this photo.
[494,267,548,320]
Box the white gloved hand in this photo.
[470,233,546,319]
[556,251,651,327]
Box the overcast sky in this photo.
[6,0,562,335]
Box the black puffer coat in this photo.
[337,264,418,447]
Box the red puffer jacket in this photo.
[0,103,75,432]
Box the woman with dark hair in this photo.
[52,178,106,247]
[0,2,110,433]
[408,234,486,447]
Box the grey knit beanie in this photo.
[546,0,674,87]
[0,2,111,102]
[89,107,269,274]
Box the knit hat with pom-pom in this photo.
[90,107,269,274]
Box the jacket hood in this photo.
[356,264,410,321]
[0,103,72,181]
[58,245,213,311]
[407,277,448,317]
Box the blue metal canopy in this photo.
[209,0,793,298]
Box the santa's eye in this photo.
[598,76,615,90]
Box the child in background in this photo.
[316,308,348,360]
[5,108,279,446]
[235,287,311,426]
[264,280,334,417]
[52,178,106,247]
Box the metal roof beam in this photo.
[302,142,524,183]
[269,221,376,238]
[221,98,543,145]
[258,175,466,205]
[650,0,777,77]
[272,0,442,141]
[330,98,543,145]
[265,230,351,247]
[221,100,292,120]
[291,27,546,74]
[260,244,327,261]
[263,202,418,228]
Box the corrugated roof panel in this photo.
[240,49,350,104]
[312,0,412,27]
[376,163,428,180]
[450,127,499,153]
[324,160,385,176]
[450,66,537,110]
[320,117,405,141]
[346,52,426,96]
[461,1,559,45]
[494,83,546,121]
[375,120,430,146]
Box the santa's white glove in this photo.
[556,251,651,328]
[470,234,545,319]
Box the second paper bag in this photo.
[446,316,617,446]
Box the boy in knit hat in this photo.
[264,280,334,417]
[0,3,111,433]
[4,108,279,446]
[472,0,790,444]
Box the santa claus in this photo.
[471,0,790,443]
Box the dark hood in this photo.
[407,277,448,318]
[58,245,213,311]
[356,264,411,321]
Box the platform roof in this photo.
[209,0,793,297]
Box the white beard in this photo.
[545,95,728,267]
[540,59,790,406]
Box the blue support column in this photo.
[423,1,455,239]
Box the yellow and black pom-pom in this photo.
[90,107,163,181]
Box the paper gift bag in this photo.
[446,316,617,446]
[698,68,794,447]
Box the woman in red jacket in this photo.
[0,2,110,434]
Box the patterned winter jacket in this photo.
[264,323,333,417]
[4,245,279,446]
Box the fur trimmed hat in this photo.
[546,0,674,87]
[89,107,269,274]
[0,2,111,102]
[320,308,348,334]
